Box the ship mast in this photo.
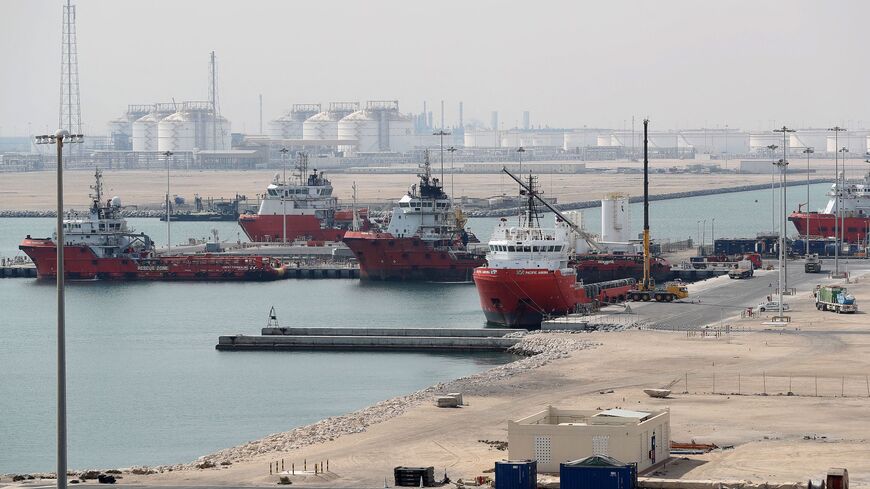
[89,168,103,217]
[521,173,541,229]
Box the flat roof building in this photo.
[508,406,670,473]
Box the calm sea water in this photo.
[0,182,832,472]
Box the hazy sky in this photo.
[2,0,869,137]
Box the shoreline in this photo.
[0,178,830,218]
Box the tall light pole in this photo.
[702,219,706,255]
[766,144,778,233]
[433,130,451,187]
[163,150,173,252]
[829,126,846,276]
[279,147,289,244]
[34,130,83,489]
[711,218,715,253]
[447,146,457,200]
[840,146,849,258]
[774,157,788,316]
[803,147,814,255]
[724,124,729,170]
[774,126,794,291]
[517,147,526,220]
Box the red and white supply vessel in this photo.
[473,171,633,327]
[343,150,485,281]
[19,169,285,281]
[238,153,370,242]
[789,171,870,243]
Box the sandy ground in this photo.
[11,272,857,487]
[1,156,856,210]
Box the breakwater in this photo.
[466,178,830,217]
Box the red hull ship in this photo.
[238,153,370,242]
[19,170,285,281]
[789,174,870,244]
[473,172,633,327]
[343,151,485,282]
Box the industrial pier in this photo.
[216,327,523,352]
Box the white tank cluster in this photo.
[303,102,359,141]
[114,101,232,152]
[269,104,321,139]
[337,100,414,154]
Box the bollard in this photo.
[327,459,329,472]
[315,464,318,475]
[292,463,295,475]
[320,461,323,473]
[282,459,284,471]
[304,459,307,471]
[270,463,273,475]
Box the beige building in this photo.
[507,406,670,473]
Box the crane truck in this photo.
[628,119,690,303]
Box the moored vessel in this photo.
[19,169,285,281]
[473,171,633,327]
[789,171,870,244]
[342,151,485,281]
[238,153,370,242]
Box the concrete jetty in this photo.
[216,327,524,352]
[0,265,37,278]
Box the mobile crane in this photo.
[628,119,690,303]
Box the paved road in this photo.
[630,258,870,330]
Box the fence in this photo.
[671,371,870,398]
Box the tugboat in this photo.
[238,153,371,242]
[342,150,485,281]
[473,170,633,327]
[19,169,285,281]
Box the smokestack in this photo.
[440,99,445,130]
[523,111,530,131]
[459,101,464,129]
[258,94,263,135]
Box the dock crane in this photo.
[501,167,603,252]
[628,119,689,302]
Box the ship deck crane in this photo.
[501,167,603,252]
[629,119,689,303]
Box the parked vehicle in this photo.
[756,300,790,313]
[814,285,857,313]
[728,259,755,279]
[805,254,823,273]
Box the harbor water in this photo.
[0,182,833,472]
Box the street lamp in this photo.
[163,150,173,252]
[773,126,794,291]
[802,147,814,255]
[447,146,457,200]
[839,146,849,257]
[828,126,846,276]
[766,144,778,233]
[774,157,789,316]
[34,129,83,489]
[279,147,289,244]
[433,130,451,187]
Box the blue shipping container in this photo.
[495,460,537,489]
[560,456,637,489]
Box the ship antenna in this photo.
[90,168,103,205]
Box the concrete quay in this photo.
[216,327,523,352]
[0,264,37,278]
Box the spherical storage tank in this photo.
[158,111,196,152]
[303,111,341,140]
[338,111,380,153]
[601,193,630,243]
[132,113,162,151]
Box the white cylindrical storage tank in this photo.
[338,110,379,153]
[597,134,615,146]
[303,112,340,140]
[601,193,630,243]
[269,113,303,139]
[387,113,414,153]
[563,131,597,151]
[108,117,132,138]
[158,111,196,152]
[532,132,564,148]
[827,131,870,154]
[132,113,161,151]
[749,133,780,153]
[463,130,497,148]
